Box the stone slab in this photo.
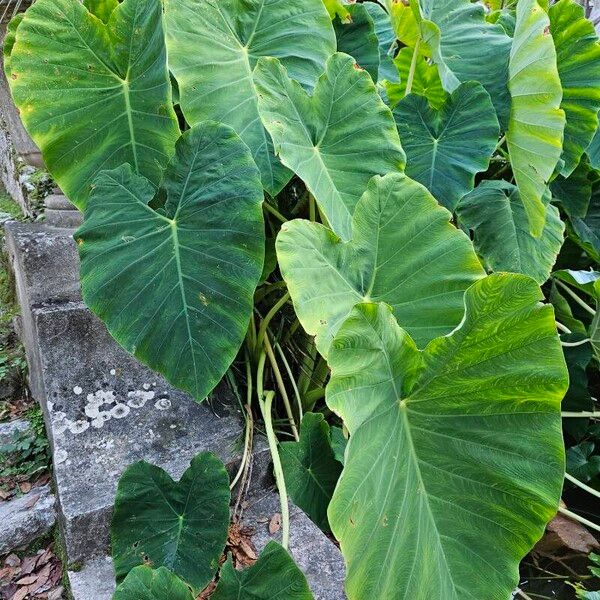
[0,418,29,445]
[0,485,56,554]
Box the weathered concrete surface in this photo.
[68,556,115,600]
[0,485,56,554]
[0,418,29,445]
[43,195,82,229]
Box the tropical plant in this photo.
[6,0,600,598]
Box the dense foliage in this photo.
[5,0,600,597]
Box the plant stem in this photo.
[263,201,287,224]
[558,506,600,533]
[230,358,254,490]
[516,589,535,600]
[405,38,421,96]
[256,292,290,354]
[564,472,600,499]
[275,342,303,424]
[555,279,597,316]
[309,192,316,222]
[264,334,300,441]
[561,338,590,347]
[258,388,290,550]
[495,134,506,151]
[562,411,600,418]
[555,321,572,334]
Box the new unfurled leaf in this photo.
[113,567,194,600]
[457,181,564,284]
[77,123,265,402]
[212,541,314,600]
[549,0,600,177]
[280,413,343,531]
[328,274,568,600]
[334,4,380,82]
[164,0,335,196]
[506,0,566,237]
[394,82,499,211]
[418,0,512,126]
[111,453,230,593]
[255,52,405,241]
[277,173,483,356]
[8,0,180,209]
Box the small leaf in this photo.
[277,173,483,356]
[280,413,343,531]
[8,0,180,209]
[330,426,347,465]
[334,4,380,82]
[78,123,265,403]
[394,82,499,211]
[328,274,568,599]
[569,190,600,263]
[551,159,593,218]
[506,0,566,237]
[164,0,335,196]
[111,453,230,593]
[549,0,600,177]
[255,52,405,241]
[567,442,600,483]
[212,541,314,600]
[113,566,194,600]
[457,181,564,284]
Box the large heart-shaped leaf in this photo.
[212,541,314,600]
[506,0,566,237]
[255,52,405,241]
[113,567,194,600]
[327,274,568,599]
[111,453,230,593]
[417,0,512,127]
[457,181,564,284]
[276,173,483,356]
[164,0,335,196]
[549,0,600,177]
[394,82,499,211]
[77,123,265,402]
[280,412,342,531]
[8,0,180,209]
[333,3,380,83]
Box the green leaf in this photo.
[328,274,568,599]
[164,0,335,196]
[394,82,499,211]
[111,453,230,593]
[567,442,600,483]
[587,126,600,169]
[569,189,600,263]
[212,541,314,600]
[8,0,180,209]
[83,0,119,23]
[418,0,512,127]
[549,0,600,177]
[334,4,380,83]
[276,173,484,356]
[506,0,566,237]
[3,13,24,77]
[330,426,347,465]
[77,123,265,402]
[551,158,593,218]
[363,2,399,84]
[280,413,343,531]
[322,0,351,22]
[113,567,194,600]
[255,52,405,241]
[385,46,445,109]
[457,181,564,284]
[553,269,600,299]
[383,0,421,49]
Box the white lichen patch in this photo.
[154,398,172,411]
[73,386,83,395]
[67,419,90,434]
[55,449,68,465]
[110,369,116,376]
[110,404,130,419]
[127,390,155,408]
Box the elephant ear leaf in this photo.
[255,52,405,241]
[84,0,119,23]
[280,412,343,531]
[164,0,335,197]
[3,13,23,77]
[506,0,566,237]
[77,122,265,402]
[418,0,512,127]
[394,82,499,211]
[111,453,230,593]
[7,0,180,209]
[333,3,380,82]
[212,541,314,600]
[113,567,194,600]
[457,181,564,284]
[363,2,399,84]
[327,274,568,600]
[549,0,600,177]
[276,173,483,357]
